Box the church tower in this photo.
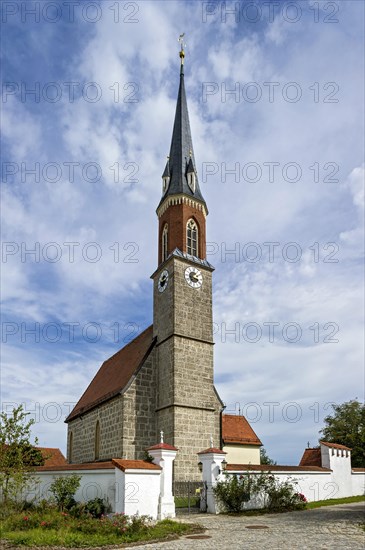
[152,44,223,481]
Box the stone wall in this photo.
[67,396,123,463]
[67,349,158,464]
[173,406,221,481]
[153,256,222,481]
[122,350,158,459]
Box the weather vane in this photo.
[178,33,186,65]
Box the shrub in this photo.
[263,475,307,512]
[213,473,252,512]
[49,474,81,511]
[84,498,111,518]
[213,472,307,513]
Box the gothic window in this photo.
[187,219,198,257]
[69,431,73,463]
[162,224,168,262]
[94,420,100,460]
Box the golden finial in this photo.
[178,33,185,65]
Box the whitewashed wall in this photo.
[202,441,365,513]
[114,468,161,518]
[352,471,365,497]
[223,470,339,505]
[21,445,180,521]
[26,469,117,511]
[24,466,162,519]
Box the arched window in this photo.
[187,219,198,257]
[94,420,100,460]
[162,224,168,262]
[69,431,73,463]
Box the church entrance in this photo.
[173,480,207,514]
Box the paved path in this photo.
[129,502,365,549]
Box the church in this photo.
[65,46,262,481]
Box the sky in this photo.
[1,0,364,465]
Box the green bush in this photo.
[49,474,81,511]
[213,473,252,512]
[83,497,110,518]
[213,472,307,513]
[264,476,307,512]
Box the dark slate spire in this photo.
[158,48,206,208]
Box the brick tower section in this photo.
[158,201,207,263]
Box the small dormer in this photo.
[186,155,196,193]
[162,158,170,195]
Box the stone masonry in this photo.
[153,254,222,481]
[67,351,158,463]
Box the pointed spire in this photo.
[158,38,206,208]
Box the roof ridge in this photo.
[66,325,156,422]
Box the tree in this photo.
[0,405,44,505]
[319,399,365,467]
[260,447,276,465]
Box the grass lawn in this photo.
[174,496,200,509]
[306,495,365,509]
[220,495,365,516]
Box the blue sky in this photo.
[1,0,364,464]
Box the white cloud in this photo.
[1,0,364,465]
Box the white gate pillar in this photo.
[198,447,227,514]
[147,437,178,520]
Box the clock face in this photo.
[158,269,169,292]
[185,266,203,288]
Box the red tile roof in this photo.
[66,326,156,421]
[36,461,114,472]
[320,441,351,451]
[222,415,262,446]
[299,447,322,467]
[38,447,68,467]
[112,459,161,471]
[226,464,331,472]
[147,443,178,451]
[198,447,226,455]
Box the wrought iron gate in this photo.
[173,480,207,514]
